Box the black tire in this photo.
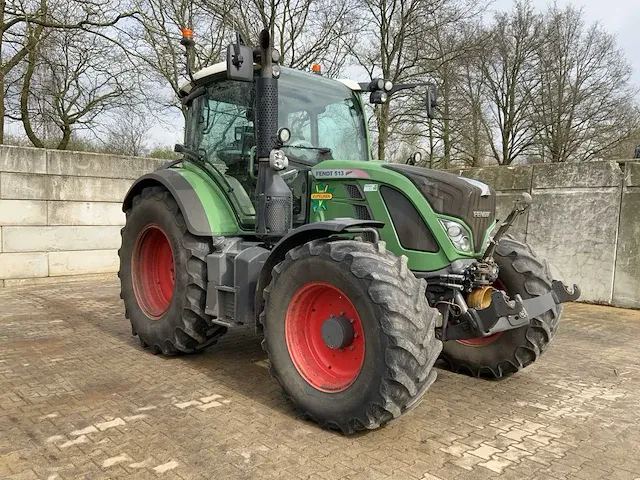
[118,186,226,355]
[440,235,561,379]
[261,239,442,434]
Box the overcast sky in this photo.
[148,0,640,147]
[493,0,640,84]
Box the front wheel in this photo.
[440,236,561,379]
[261,239,442,434]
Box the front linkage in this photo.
[434,193,580,343]
[444,280,580,341]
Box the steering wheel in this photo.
[215,147,246,166]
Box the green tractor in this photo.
[119,30,579,434]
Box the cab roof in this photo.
[178,61,361,95]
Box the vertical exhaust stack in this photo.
[254,30,292,240]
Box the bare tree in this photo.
[453,58,490,167]
[9,25,140,149]
[600,122,640,160]
[446,23,492,168]
[425,20,457,168]
[532,4,639,162]
[350,0,488,161]
[218,0,357,77]
[118,0,230,115]
[121,0,357,123]
[480,0,543,165]
[350,0,433,160]
[0,0,137,143]
[421,19,489,169]
[103,110,151,157]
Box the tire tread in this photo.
[261,239,442,434]
[118,186,226,355]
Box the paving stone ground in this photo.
[1,279,640,480]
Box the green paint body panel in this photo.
[172,157,491,273]
[309,160,487,272]
[174,164,249,235]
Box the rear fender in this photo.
[122,168,240,236]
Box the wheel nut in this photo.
[354,333,359,338]
[349,345,354,350]
[349,318,354,324]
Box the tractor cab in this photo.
[180,63,370,230]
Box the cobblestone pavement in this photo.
[1,279,640,480]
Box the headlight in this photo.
[269,149,288,171]
[446,224,461,237]
[440,219,472,252]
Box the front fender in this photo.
[254,219,384,328]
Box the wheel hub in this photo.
[321,315,355,350]
[285,282,365,393]
[131,224,175,320]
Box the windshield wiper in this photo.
[285,153,318,167]
[284,145,332,155]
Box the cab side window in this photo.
[192,80,257,218]
[199,81,255,174]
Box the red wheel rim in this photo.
[285,282,365,393]
[457,279,505,347]
[457,332,503,347]
[132,224,175,319]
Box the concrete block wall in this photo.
[0,145,165,287]
[454,161,633,306]
[2,145,639,309]
[613,163,640,308]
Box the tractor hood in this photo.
[382,164,496,251]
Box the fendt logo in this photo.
[473,211,491,218]
[312,169,371,179]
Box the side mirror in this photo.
[406,151,422,166]
[370,91,388,104]
[426,85,437,119]
[226,33,254,82]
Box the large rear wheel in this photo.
[261,239,442,434]
[119,186,226,355]
[440,236,561,378]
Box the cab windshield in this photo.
[278,68,368,163]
